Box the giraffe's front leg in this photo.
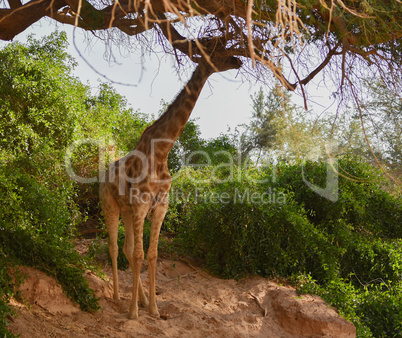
[147,201,169,317]
[121,211,149,308]
[129,202,151,319]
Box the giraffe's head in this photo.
[199,56,242,75]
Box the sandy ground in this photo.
[8,241,356,337]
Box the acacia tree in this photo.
[242,82,402,166]
[241,87,283,162]
[1,1,401,100]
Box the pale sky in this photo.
[3,19,334,140]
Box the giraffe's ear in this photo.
[211,56,242,72]
[226,57,242,70]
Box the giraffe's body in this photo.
[100,57,241,319]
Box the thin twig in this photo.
[165,270,201,282]
[249,292,268,317]
[176,257,199,272]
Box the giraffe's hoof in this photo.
[129,305,139,319]
[149,308,160,318]
[128,311,139,320]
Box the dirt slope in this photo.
[8,257,355,337]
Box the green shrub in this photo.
[273,156,402,288]
[169,167,338,280]
[342,239,402,287]
[358,283,402,336]
[182,193,338,279]
[0,249,23,337]
[0,227,99,313]
[0,32,85,157]
[274,156,402,239]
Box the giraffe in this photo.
[99,56,242,319]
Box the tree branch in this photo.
[0,0,66,41]
[51,8,148,35]
[0,0,400,102]
[296,42,342,87]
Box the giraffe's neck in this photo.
[135,66,213,160]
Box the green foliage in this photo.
[0,227,100,312]
[77,82,149,153]
[0,250,22,337]
[358,283,402,336]
[297,276,373,336]
[185,193,333,279]
[201,133,239,167]
[0,32,86,156]
[241,86,281,160]
[169,166,339,280]
[168,119,239,172]
[274,156,402,240]
[244,82,402,185]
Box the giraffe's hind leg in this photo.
[100,188,120,300]
[147,201,169,317]
[121,210,149,308]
